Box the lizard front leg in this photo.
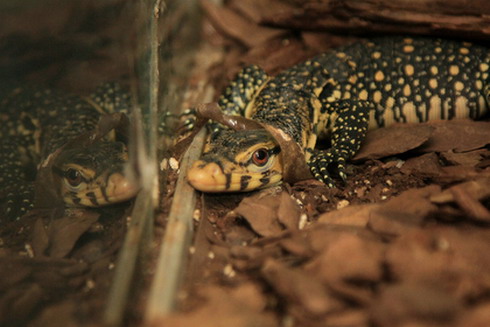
[308,99,372,187]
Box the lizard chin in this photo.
[187,160,282,192]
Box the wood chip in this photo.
[353,124,433,161]
[261,258,340,316]
[386,227,490,298]
[31,209,100,258]
[200,0,285,48]
[259,0,490,39]
[301,32,357,53]
[322,309,368,327]
[317,203,376,227]
[234,192,283,237]
[157,285,277,327]
[306,234,385,283]
[371,282,461,327]
[228,0,294,24]
[277,191,301,230]
[450,185,490,222]
[421,120,490,153]
[0,283,43,326]
[243,37,311,74]
[430,178,490,204]
[459,303,490,327]
[400,152,443,177]
[440,149,487,167]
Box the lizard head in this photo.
[53,141,139,207]
[187,129,283,192]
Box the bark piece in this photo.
[458,303,490,327]
[0,283,43,327]
[279,234,313,258]
[0,259,32,292]
[400,152,444,177]
[440,149,487,167]
[436,165,490,184]
[421,120,490,153]
[306,234,385,283]
[261,258,340,316]
[371,282,461,327]
[200,0,285,48]
[318,203,376,227]
[242,36,310,75]
[372,185,440,223]
[306,225,369,254]
[228,0,293,24]
[277,191,301,230]
[386,227,490,299]
[301,32,357,53]
[158,284,277,327]
[322,309,369,327]
[31,209,100,258]
[233,191,284,237]
[260,0,490,39]
[30,301,77,327]
[430,178,490,204]
[450,186,490,222]
[353,124,433,161]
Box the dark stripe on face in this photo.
[259,177,270,186]
[100,180,110,203]
[225,173,231,190]
[215,160,226,174]
[240,175,252,190]
[86,191,99,206]
[72,196,81,205]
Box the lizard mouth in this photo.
[187,160,282,192]
[62,172,139,207]
[99,172,139,205]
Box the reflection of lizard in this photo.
[187,37,490,192]
[0,83,138,221]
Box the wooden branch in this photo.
[254,0,490,40]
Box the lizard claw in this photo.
[159,108,198,135]
[307,149,348,187]
[2,182,34,221]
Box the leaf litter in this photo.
[166,1,490,327]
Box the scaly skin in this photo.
[0,83,138,221]
[187,36,490,192]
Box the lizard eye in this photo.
[64,168,83,187]
[252,148,269,166]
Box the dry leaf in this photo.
[156,284,277,327]
[277,191,301,230]
[353,124,433,161]
[386,227,490,299]
[234,192,283,237]
[421,120,490,153]
[200,0,285,48]
[371,282,461,327]
[306,234,385,283]
[318,203,376,227]
[261,258,339,316]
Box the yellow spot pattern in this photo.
[375,71,385,82]
[403,45,414,53]
[429,78,438,89]
[404,64,414,76]
[449,65,460,76]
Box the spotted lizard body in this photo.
[187,36,490,192]
[0,83,138,221]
